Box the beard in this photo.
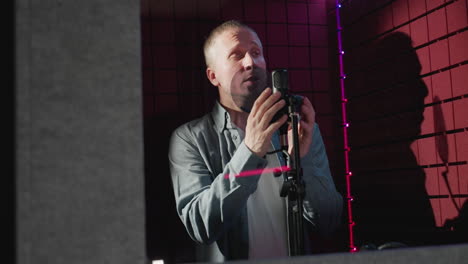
[230,68,268,113]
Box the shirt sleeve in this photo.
[168,125,267,244]
[301,123,343,237]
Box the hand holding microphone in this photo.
[271,69,315,159]
[244,88,288,158]
[244,69,315,159]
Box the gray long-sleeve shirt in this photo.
[168,102,343,262]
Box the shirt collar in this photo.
[212,101,231,133]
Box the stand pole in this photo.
[279,101,305,256]
[272,68,305,256]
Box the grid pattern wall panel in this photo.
[141,0,334,120]
[141,0,345,261]
[339,0,468,248]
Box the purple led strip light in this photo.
[335,1,357,252]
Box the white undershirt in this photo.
[246,142,288,259]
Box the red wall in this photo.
[141,0,340,166]
[141,0,344,261]
[339,0,468,247]
[141,0,468,261]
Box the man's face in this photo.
[206,27,267,112]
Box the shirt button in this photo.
[233,135,237,140]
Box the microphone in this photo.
[271,69,289,123]
[271,69,290,152]
[271,69,304,153]
[271,69,303,122]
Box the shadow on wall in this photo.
[348,32,439,248]
[435,94,468,243]
[444,199,468,240]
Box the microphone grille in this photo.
[272,69,288,91]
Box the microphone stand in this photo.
[278,97,305,256]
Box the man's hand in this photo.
[288,96,315,158]
[244,88,288,157]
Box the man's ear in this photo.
[206,67,219,87]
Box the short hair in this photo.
[203,20,257,67]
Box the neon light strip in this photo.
[335,1,357,252]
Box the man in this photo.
[169,20,342,262]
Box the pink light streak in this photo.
[224,166,291,179]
